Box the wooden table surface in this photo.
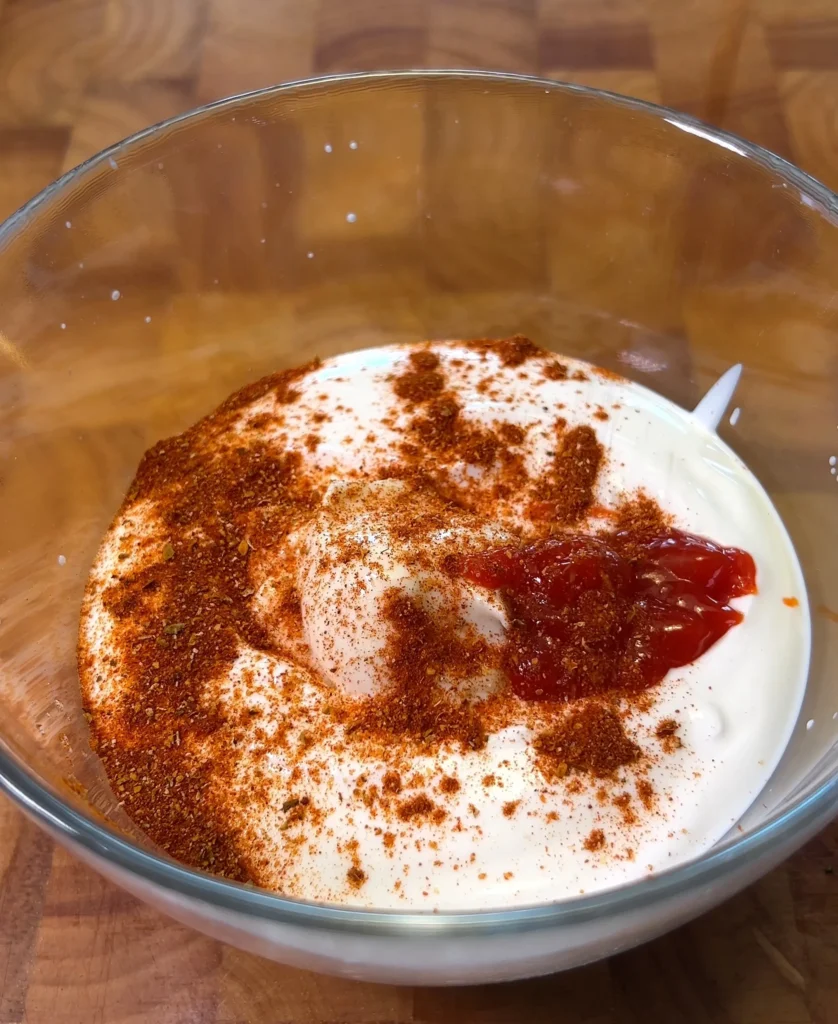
[2,0,838,1021]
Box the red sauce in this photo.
[457,530,757,701]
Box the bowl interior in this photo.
[1,71,837,913]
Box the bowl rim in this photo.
[1,67,837,936]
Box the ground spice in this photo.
[607,493,671,559]
[498,422,525,445]
[385,342,554,512]
[347,589,490,752]
[82,363,324,881]
[407,395,501,467]
[637,778,655,811]
[393,350,447,403]
[613,792,638,826]
[592,366,625,383]
[583,829,606,852]
[464,334,542,367]
[397,793,438,822]
[347,865,367,888]
[534,703,641,780]
[543,360,569,381]
[529,425,604,525]
[655,718,682,754]
[382,770,403,794]
[216,358,322,415]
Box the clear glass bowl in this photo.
[1,70,837,986]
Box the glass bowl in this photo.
[1,70,837,986]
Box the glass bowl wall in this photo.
[0,72,837,984]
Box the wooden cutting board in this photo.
[3,793,837,1022]
[2,0,838,1020]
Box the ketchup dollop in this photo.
[457,529,757,701]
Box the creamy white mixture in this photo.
[81,343,810,909]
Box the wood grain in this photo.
[1,0,838,1020]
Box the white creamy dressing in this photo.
[83,344,810,909]
[294,479,510,698]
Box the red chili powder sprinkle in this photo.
[636,779,656,811]
[407,395,501,467]
[502,800,520,818]
[583,829,606,852]
[393,350,447,403]
[612,792,638,826]
[529,425,604,525]
[783,596,799,608]
[397,793,438,822]
[348,589,489,752]
[608,493,672,556]
[382,771,403,794]
[498,422,526,445]
[655,719,683,754]
[534,703,641,780]
[347,865,367,888]
[593,366,625,383]
[81,363,325,882]
[464,334,543,367]
[543,360,569,381]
